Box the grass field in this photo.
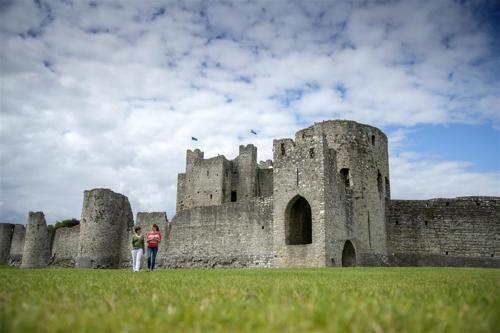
[0,266,498,332]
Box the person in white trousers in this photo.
[131,226,145,272]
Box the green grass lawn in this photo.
[0,266,498,332]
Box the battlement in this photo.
[296,120,388,146]
[239,144,257,155]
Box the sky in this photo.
[0,0,499,224]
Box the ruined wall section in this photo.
[21,212,52,268]
[297,120,390,265]
[388,197,500,267]
[176,173,186,212]
[50,225,80,267]
[272,134,346,267]
[165,198,273,268]
[76,189,134,268]
[9,224,25,266]
[0,223,14,263]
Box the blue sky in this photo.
[0,0,499,223]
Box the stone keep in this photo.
[21,212,51,268]
[76,189,133,268]
[0,223,14,263]
[272,134,342,267]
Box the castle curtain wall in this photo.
[164,198,273,268]
[388,197,500,267]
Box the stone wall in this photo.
[388,197,500,267]
[50,225,80,267]
[0,223,14,263]
[76,189,134,268]
[21,212,52,268]
[164,198,273,268]
[257,168,273,197]
[9,224,25,266]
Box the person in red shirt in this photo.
[146,224,162,271]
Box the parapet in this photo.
[296,120,388,144]
[239,144,257,155]
[186,148,204,162]
[258,160,273,169]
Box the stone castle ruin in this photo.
[0,120,498,268]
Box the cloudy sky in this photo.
[0,0,499,224]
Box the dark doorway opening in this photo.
[285,196,312,245]
[339,168,350,188]
[231,191,237,202]
[342,240,356,267]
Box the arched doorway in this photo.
[285,196,312,245]
[342,240,356,267]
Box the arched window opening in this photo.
[285,196,312,245]
[340,168,350,188]
[377,170,383,196]
[342,240,356,267]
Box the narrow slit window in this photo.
[377,170,383,196]
[385,177,390,198]
[231,191,237,202]
[280,143,286,156]
[309,148,315,159]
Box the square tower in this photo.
[272,134,347,267]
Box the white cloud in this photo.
[390,154,500,199]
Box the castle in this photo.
[0,120,498,268]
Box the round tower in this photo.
[296,120,390,265]
[21,212,51,268]
[76,188,134,268]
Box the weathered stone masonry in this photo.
[388,197,500,267]
[0,120,498,268]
